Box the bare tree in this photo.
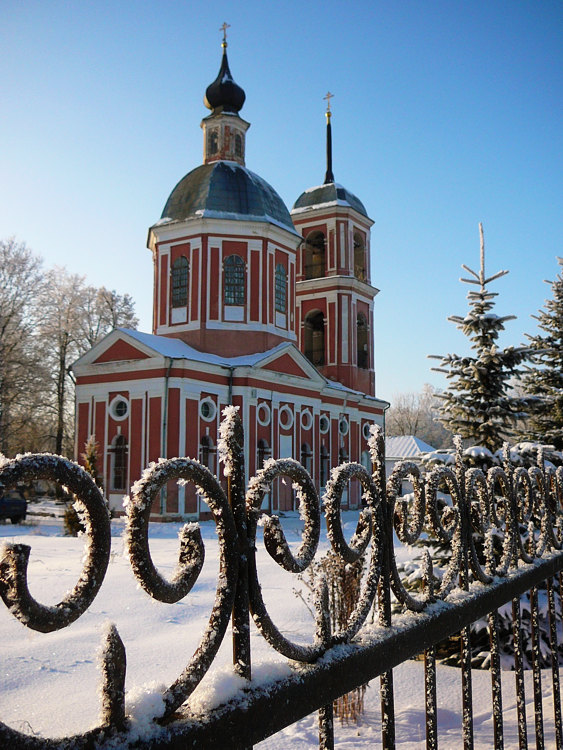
[0,237,139,457]
[37,269,139,455]
[37,269,87,454]
[0,238,46,454]
[80,286,138,349]
[386,384,452,448]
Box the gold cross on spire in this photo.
[324,91,334,113]
[220,22,230,47]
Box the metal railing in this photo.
[1,406,563,749]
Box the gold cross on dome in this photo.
[220,22,230,44]
[324,91,334,112]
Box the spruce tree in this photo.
[521,257,563,450]
[429,224,529,452]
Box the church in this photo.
[72,34,389,518]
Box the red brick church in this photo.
[72,36,388,518]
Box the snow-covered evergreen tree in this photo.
[429,224,529,452]
[521,257,563,450]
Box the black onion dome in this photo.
[161,162,295,231]
[204,48,246,114]
[292,183,368,218]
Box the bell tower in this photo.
[291,96,379,395]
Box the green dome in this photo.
[161,162,295,232]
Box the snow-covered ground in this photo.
[0,511,560,748]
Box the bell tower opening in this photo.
[357,312,369,369]
[303,231,326,279]
[354,232,367,281]
[304,311,325,366]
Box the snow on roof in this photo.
[302,183,345,194]
[291,199,359,215]
[385,435,436,459]
[118,328,293,368]
[112,330,388,407]
[192,209,301,237]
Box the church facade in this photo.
[72,39,388,518]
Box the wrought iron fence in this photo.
[1,406,563,748]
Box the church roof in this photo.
[115,328,296,367]
[72,328,388,408]
[160,161,297,233]
[291,182,369,218]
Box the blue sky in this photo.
[2,1,562,400]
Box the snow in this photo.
[118,327,298,367]
[302,183,346,194]
[291,200,358,215]
[464,445,495,459]
[0,512,561,748]
[192,208,302,236]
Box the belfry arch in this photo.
[304,310,325,366]
[303,231,326,279]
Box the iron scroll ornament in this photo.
[1,410,563,746]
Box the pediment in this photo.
[261,351,317,380]
[93,339,151,364]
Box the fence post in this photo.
[228,412,251,681]
[376,428,395,749]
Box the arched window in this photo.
[171,256,189,308]
[357,313,369,369]
[304,311,325,366]
[275,264,287,313]
[257,439,271,470]
[339,447,349,464]
[234,133,242,157]
[320,443,330,488]
[111,435,128,491]
[199,435,216,474]
[354,232,366,281]
[303,231,326,279]
[224,255,245,306]
[300,443,312,476]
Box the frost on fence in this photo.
[1,416,563,747]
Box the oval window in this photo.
[300,409,313,431]
[109,396,129,421]
[200,398,217,422]
[257,402,271,426]
[279,405,294,431]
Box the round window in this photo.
[109,396,129,421]
[257,402,271,427]
[362,422,372,440]
[279,405,294,431]
[319,414,330,434]
[200,398,217,422]
[300,409,313,431]
[338,416,349,436]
